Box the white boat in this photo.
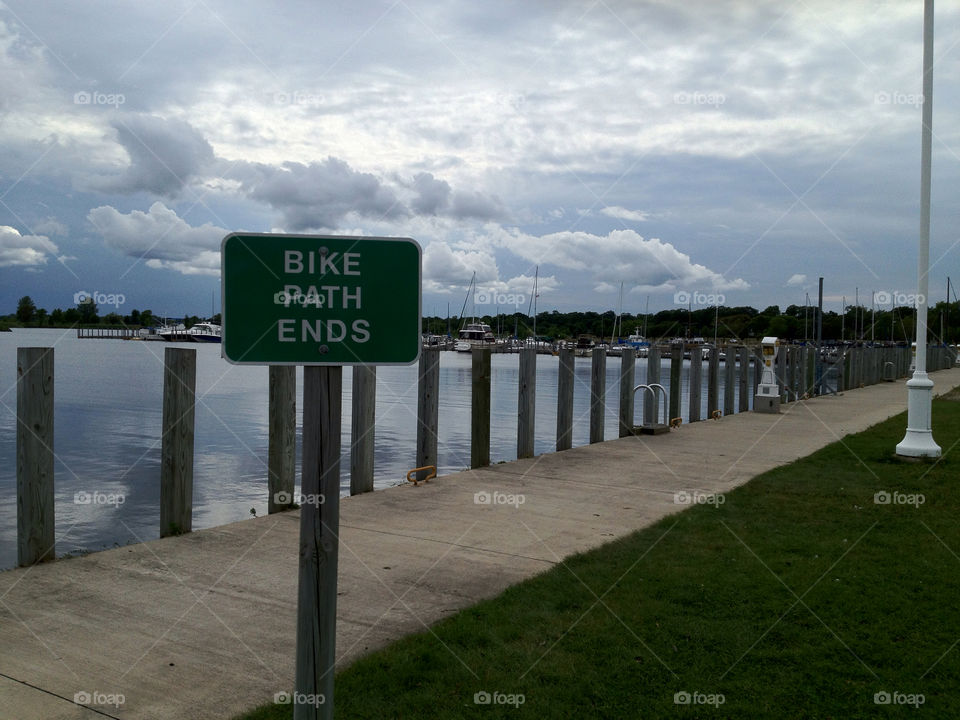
[455,322,495,352]
[188,322,222,343]
[158,323,191,342]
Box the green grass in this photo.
[239,394,960,719]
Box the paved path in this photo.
[2,368,959,720]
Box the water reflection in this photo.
[0,330,754,569]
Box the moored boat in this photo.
[188,322,222,343]
[456,322,495,352]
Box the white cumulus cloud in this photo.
[0,226,59,267]
[601,206,650,223]
[87,202,226,276]
[485,227,748,296]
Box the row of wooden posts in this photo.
[13,343,955,566]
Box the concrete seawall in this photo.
[2,368,959,720]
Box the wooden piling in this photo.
[618,349,636,437]
[776,345,788,402]
[723,347,735,416]
[471,347,491,468]
[295,366,342,720]
[669,344,683,421]
[349,365,376,495]
[645,346,660,424]
[737,347,749,412]
[416,348,440,481]
[16,347,55,566]
[556,347,574,451]
[517,348,537,458]
[707,345,719,418]
[688,346,702,422]
[590,347,606,443]
[160,347,196,538]
[268,366,297,512]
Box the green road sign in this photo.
[221,233,421,365]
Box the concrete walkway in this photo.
[2,369,959,720]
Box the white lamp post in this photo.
[897,0,941,458]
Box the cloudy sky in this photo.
[1,0,958,320]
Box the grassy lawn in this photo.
[239,393,960,719]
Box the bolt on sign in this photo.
[221,233,421,365]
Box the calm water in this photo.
[0,329,755,569]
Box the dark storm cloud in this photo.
[234,157,407,231]
[411,172,451,215]
[87,114,215,198]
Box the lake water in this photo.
[0,329,756,569]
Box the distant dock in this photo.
[76,327,140,339]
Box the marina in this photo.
[3,327,954,570]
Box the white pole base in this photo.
[896,372,941,458]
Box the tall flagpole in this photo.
[897,0,941,457]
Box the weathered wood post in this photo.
[618,349,636,437]
[669,344,683,421]
[723,347,736,416]
[416,348,440,481]
[753,350,763,395]
[268,366,297,512]
[295,366,342,720]
[17,347,55,566]
[776,345,788,403]
[349,365,376,495]
[708,345,719,418]
[738,346,749,412]
[160,347,196,538]
[590,346,606,443]
[645,346,660,424]
[688,346,702,422]
[471,347,491,468]
[787,347,797,401]
[517,347,537,458]
[556,347,574,451]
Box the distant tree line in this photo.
[6,294,958,344]
[2,296,219,330]
[423,302,960,344]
